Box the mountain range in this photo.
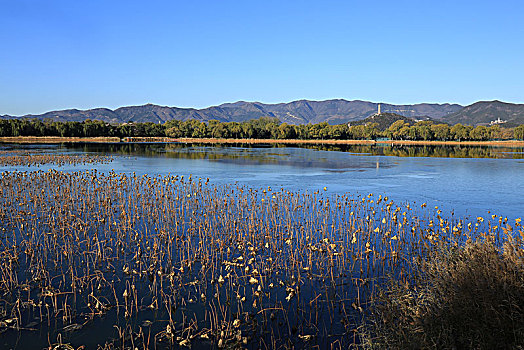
[442,100,524,127]
[2,100,523,126]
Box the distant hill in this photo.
[348,113,422,131]
[217,100,462,125]
[25,105,205,124]
[442,100,524,127]
[4,100,463,125]
[4,100,524,127]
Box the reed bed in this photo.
[0,151,114,167]
[362,237,524,349]
[0,169,521,349]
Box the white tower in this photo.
[378,104,381,115]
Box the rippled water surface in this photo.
[1,142,523,219]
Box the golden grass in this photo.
[362,236,524,349]
[0,136,120,143]
[0,152,114,167]
[173,138,524,147]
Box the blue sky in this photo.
[1,0,523,115]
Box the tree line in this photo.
[1,117,524,141]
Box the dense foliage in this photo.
[1,117,524,141]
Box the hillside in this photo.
[348,113,422,131]
[6,100,462,125]
[443,100,524,127]
[6,100,524,127]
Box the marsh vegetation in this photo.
[0,150,522,349]
[0,150,113,167]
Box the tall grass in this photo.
[362,233,524,349]
[0,160,521,348]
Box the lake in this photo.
[0,141,522,349]
[1,142,522,220]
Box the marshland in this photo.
[0,143,523,349]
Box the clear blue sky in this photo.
[1,0,523,115]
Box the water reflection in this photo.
[64,142,524,160]
[58,143,390,170]
[298,143,524,159]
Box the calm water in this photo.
[1,142,523,219]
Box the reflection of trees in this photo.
[65,143,336,168]
[298,144,524,159]
[65,142,524,160]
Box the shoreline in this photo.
[1,136,524,147]
[172,138,524,147]
[0,136,121,143]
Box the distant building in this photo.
[490,117,507,125]
[378,104,381,115]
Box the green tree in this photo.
[349,125,366,139]
[514,125,524,140]
[228,122,243,139]
[241,123,255,139]
[191,122,208,138]
[308,123,328,139]
[55,122,68,137]
[0,120,12,136]
[450,124,469,141]
[364,123,380,139]
[469,125,489,141]
[413,121,434,140]
[211,123,229,138]
[489,125,504,140]
[166,125,182,138]
[294,124,310,140]
[385,120,408,140]
[398,126,410,140]
[329,124,347,139]
[82,120,108,137]
[431,124,451,141]
[277,123,296,139]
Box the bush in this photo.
[365,237,524,349]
